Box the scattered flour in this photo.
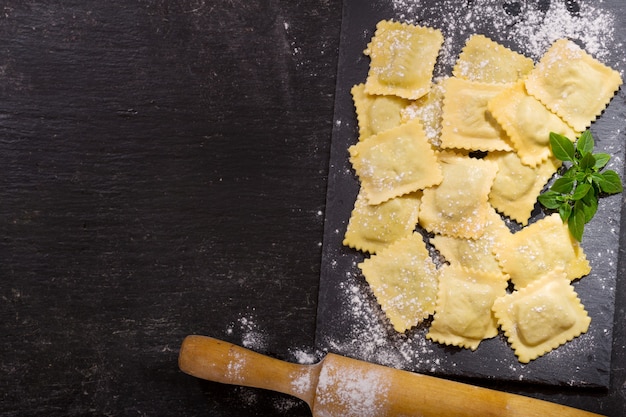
[289,347,320,365]
[226,311,268,351]
[389,0,621,74]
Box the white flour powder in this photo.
[390,0,621,73]
[314,359,392,417]
[225,312,268,351]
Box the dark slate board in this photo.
[316,0,626,389]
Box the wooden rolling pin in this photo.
[178,335,605,417]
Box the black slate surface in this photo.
[317,0,626,412]
[0,1,625,417]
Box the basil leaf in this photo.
[559,202,572,222]
[572,183,592,200]
[574,170,588,182]
[538,191,563,209]
[581,190,598,222]
[551,177,575,194]
[593,153,611,170]
[561,166,575,177]
[550,132,576,162]
[598,170,624,194]
[579,152,596,170]
[568,205,586,241]
[577,130,594,156]
[539,129,622,241]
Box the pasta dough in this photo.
[427,265,508,350]
[440,77,513,152]
[492,268,591,363]
[486,151,561,225]
[488,80,578,167]
[525,39,622,132]
[419,151,498,239]
[359,233,439,333]
[351,83,410,141]
[343,189,421,254]
[364,20,444,100]
[349,119,443,205]
[493,213,591,290]
[453,34,534,83]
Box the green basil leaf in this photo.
[550,132,576,162]
[576,130,594,156]
[562,166,576,178]
[571,183,592,200]
[591,172,605,185]
[559,202,572,222]
[579,152,596,170]
[581,190,598,222]
[575,171,588,182]
[568,205,585,241]
[593,153,611,170]
[551,177,575,194]
[598,170,623,194]
[538,191,563,209]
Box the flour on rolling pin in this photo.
[314,360,392,417]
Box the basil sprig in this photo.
[538,130,623,241]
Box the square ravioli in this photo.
[453,34,534,83]
[351,83,410,141]
[486,151,561,225]
[440,77,514,152]
[349,119,443,205]
[488,80,578,167]
[430,207,509,276]
[525,39,622,132]
[493,213,590,290]
[343,189,421,254]
[358,233,439,333]
[427,265,508,350]
[364,20,444,100]
[419,151,498,239]
[492,268,591,363]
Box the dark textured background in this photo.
[0,1,624,416]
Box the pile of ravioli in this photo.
[343,20,622,363]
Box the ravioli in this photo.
[486,151,561,225]
[440,77,513,152]
[343,189,421,254]
[492,268,591,363]
[453,34,534,83]
[344,21,620,362]
[488,80,578,167]
[430,207,509,275]
[493,213,591,290]
[427,265,508,350]
[359,233,439,333]
[419,151,499,239]
[364,20,444,100]
[525,39,622,132]
[349,119,443,205]
[351,83,410,141]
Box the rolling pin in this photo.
[178,335,605,417]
